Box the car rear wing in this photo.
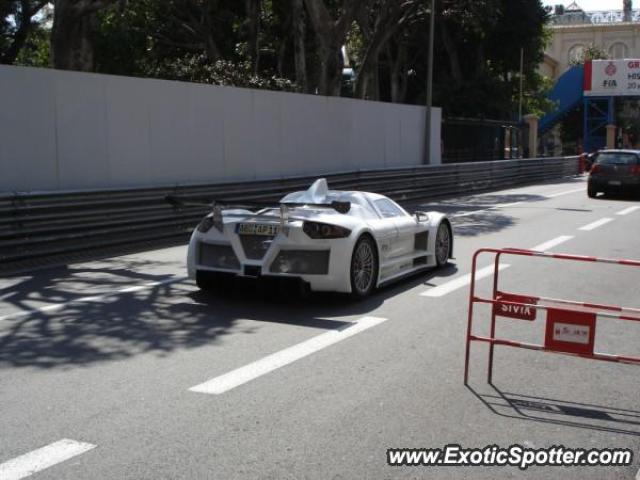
[166,195,350,214]
[165,195,351,232]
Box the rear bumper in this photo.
[588,177,640,193]
[187,229,354,293]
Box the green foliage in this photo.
[93,0,295,91]
[521,72,556,118]
[149,55,297,91]
[14,27,51,67]
[569,43,608,66]
[1,1,50,65]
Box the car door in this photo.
[372,198,416,260]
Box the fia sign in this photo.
[584,59,640,97]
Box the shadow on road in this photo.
[466,383,640,437]
[0,257,458,370]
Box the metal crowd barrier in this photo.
[464,247,640,385]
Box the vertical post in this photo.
[518,48,524,123]
[583,97,590,153]
[518,48,524,158]
[487,253,502,384]
[606,125,617,149]
[464,250,481,385]
[523,114,539,159]
[424,0,436,164]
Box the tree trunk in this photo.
[51,0,116,71]
[291,0,308,91]
[440,21,463,86]
[303,0,365,96]
[354,0,419,99]
[244,0,261,74]
[388,42,407,103]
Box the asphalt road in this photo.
[1,176,639,480]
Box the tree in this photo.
[51,0,119,71]
[353,0,422,100]
[569,43,607,66]
[45,0,551,120]
[0,1,49,65]
[303,0,367,95]
[92,0,296,90]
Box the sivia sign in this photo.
[584,59,640,97]
[493,292,537,321]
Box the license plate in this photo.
[236,223,280,236]
[608,180,622,186]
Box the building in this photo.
[539,2,640,154]
[542,2,640,81]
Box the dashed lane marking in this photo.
[0,276,188,323]
[616,206,640,216]
[545,187,585,198]
[420,264,510,297]
[189,316,388,395]
[530,236,574,252]
[578,218,613,231]
[449,187,585,219]
[0,439,96,480]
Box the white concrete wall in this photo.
[0,65,441,192]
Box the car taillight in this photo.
[303,221,351,239]
[590,164,601,174]
[632,165,640,176]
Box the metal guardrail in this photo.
[0,156,579,274]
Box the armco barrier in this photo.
[0,156,579,273]
[464,247,640,385]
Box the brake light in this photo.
[632,165,640,176]
[590,164,601,174]
[303,221,351,239]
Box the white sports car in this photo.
[182,179,453,298]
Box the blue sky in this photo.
[542,0,627,10]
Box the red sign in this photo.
[544,308,596,355]
[493,292,537,321]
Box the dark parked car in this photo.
[588,150,640,198]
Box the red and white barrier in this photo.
[463,248,640,385]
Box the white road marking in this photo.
[0,276,187,323]
[530,236,574,252]
[420,264,510,297]
[579,218,613,231]
[452,209,491,218]
[0,439,96,480]
[616,206,640,216]
[545,187,585,198]
[635,466,640,480]
[190,316,388,395]
[450,187,584,218]
[498,201,524,208]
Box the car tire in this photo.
[435,223,451,267]
[587,185,597,198]
[350,235,378,298]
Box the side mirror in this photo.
[415,211,429,223]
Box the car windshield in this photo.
[596,153,638,165]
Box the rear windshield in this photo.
[596,153,638,165]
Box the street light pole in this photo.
[518,47,524,123]
[425,0,436,164]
